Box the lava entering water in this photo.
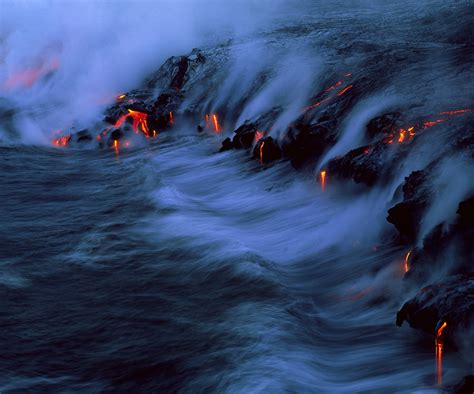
[114,109,150,138]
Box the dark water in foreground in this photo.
[0,130,468,392]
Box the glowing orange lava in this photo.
[384,108,473,146]
[113,140,119,156]
[169,111,174,125]
[435,322,447,385]
[117,94,126,100]
[404,250,411,272]
[212,114,220,132]
[303,73,353,113]
[53,135,71,147]
[336,84,353,97]
[260,141,265,163]
[324,80,342,93]
[320,170,326,192]
[114,109,150,138]
[255,131,264,142]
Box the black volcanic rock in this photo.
[75,129,93,143]
[327,143,390,186]
[219,137,234,152]
[366,112,402,140]
[283,123,336,168]
[387,170,432,241]
[451,375,474,394]
[396,274,474,338]
[232,123,258,149]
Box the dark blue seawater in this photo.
[0,130,468,392]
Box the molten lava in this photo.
[114,109,150,138]
[212,114,220,133]
[404,250,411,273]
[260,141,265,163]
[53,135,71,147]
[169,111,174,125]
[113,140,119,157]
[320,170,326,192]
[336,84,353,97]
[255,131,264,142]
[303,73,353,113]
[117,94,126,100]
[435,322,447,385]
[385,108,473,146]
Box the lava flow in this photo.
[303,73,353,113]
[386,108,473,145]
[320,170,326,192]
[435,321,447,385]
[114,109,150,138]
[255,131,264,142]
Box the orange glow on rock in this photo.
[117,94,126,100]
[114,109,150,137]
[255,131,264,142]
[169,111,174,124]
[320,170,326,192]
[260,141,265,163]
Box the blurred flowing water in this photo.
[1,127,468,393]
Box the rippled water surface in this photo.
[2,129,469,393]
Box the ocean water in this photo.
[1,127,468,393]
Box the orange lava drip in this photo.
[212,114,220,133]
[435,322,447,385]
[404,250,411,272]
[259,141,265,163]
[113,140,119,157]
[320,170,326,192]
